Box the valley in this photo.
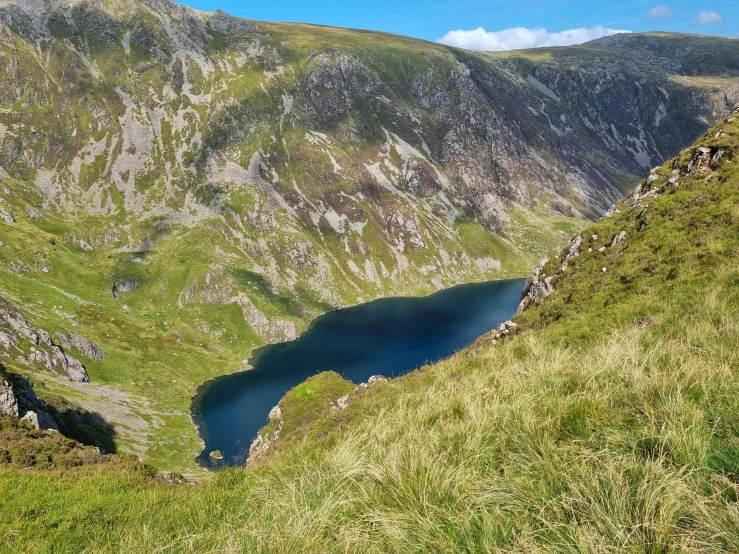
[0,0,737,493]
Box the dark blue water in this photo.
[194,278,525,467]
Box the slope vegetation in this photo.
[1,108,738,553]
[0,0,738,470]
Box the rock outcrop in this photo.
[560,236,583,272]
[70,236,93,252]
[611,231,627,247]
[247,403,285,467]
[0,379,18,418]
[517,261,555,314]
[0,376,59,431]
[332,375,388,411]
[55,333,106,361]
[516,106,739,316]
[0,296,90,382]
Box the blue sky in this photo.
[181,0,738,50]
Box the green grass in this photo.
[1,110,738,554]
[0,5,734,470]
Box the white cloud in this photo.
[648,5,674,21]
[691,10,725,25]
[437,25,631,52]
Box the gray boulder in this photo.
[335,394,350,410]
[26,206,42,219]
[117,280,141,293]
[64,356,90,383]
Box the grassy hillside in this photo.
[1,0,738,472]
[1,109,737,553]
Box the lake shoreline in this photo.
[191,278,526,469]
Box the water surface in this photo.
[194,278,525,467]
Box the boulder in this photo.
[65,356,90,383]
[26,206,42,219]
[336,394,350,410]
[602,205,620,219]
[20,409,59,431]
[71,236,93,251]
[117,280,141,293]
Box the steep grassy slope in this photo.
[0,0,737,471]
[1,109,738,553]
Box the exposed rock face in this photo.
[491,321,519,345]
[20,409,59,431]
[517,261,555,314]
[687,147,724,175]
[560,236,583,272]
[0,376,59,431]
[0,296,90,383]
[611,231,627,247]
[247,403,284,467]
[332,374,388,411]
[0,208,14,224]
[71,236,94,251]
[181,266,297,343]
[335,394,350,410]
[116,280,140,294]
[61,355,90,383]
[56,333,106,361]
[268,405,282,423]
[0,0,736,320]
[0,380,18,418]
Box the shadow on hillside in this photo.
[1,361,118,454]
